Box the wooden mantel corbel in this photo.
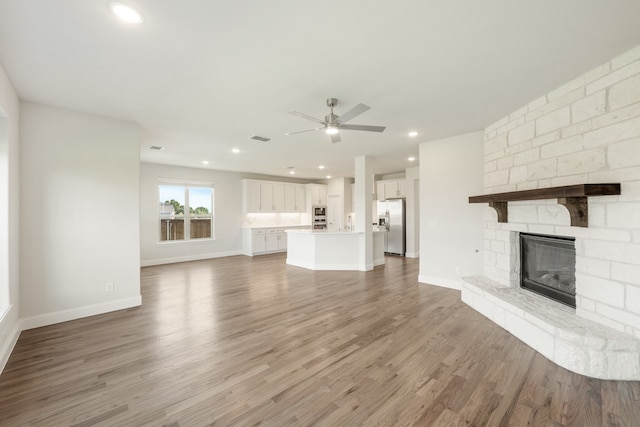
[469,184,620,227]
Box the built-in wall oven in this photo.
[312,205,327,230]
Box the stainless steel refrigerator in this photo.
[377,198,406,256]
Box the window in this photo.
[159,184,214,242]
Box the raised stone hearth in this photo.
[462,276,640,380]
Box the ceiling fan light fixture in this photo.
[325,126,339,135]
[108,2,144,24]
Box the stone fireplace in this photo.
[462,44,640,380]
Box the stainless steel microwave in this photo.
[313,205,326,216]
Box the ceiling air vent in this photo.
[250,135,271,142]
[148,145,164,150]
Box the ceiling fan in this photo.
[285,98,386,143]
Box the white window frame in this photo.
[158,179,215,244]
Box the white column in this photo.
[405,166,420,258]
[355,155,373,271]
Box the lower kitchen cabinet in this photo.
[242,226,309,256]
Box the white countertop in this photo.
[286,229,362,235]
[286,229,385,235]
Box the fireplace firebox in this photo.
[520,233,576,308]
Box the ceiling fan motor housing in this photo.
[326,98,338,107]
[325,113,339,124]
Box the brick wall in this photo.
[482,44,640,339]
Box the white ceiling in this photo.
[1,1,640,180]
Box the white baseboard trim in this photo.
[287,258,374,271]
[0,306,21,375]
[20,296,142,331]
[373,257,385,266]
[141,250,243,267]
[418,274,462,290]
[405,251,419,258]
[359,263,374,271]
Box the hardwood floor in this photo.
[1,254,639,426]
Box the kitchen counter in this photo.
[241,225,310,229]
[286,229,385,271]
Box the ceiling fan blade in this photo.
[340,124,386,133]
[285,126,324,135]
[337,103,370,124]
[330,133,342,144]
[288,111,327,125]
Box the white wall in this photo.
[419,132,485,289]
[0,63,20,373]
[19,102,141,328]
[140,162,245,265]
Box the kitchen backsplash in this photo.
[243,212,309,227]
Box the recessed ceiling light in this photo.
[289,170,295,175]
[202,160,209,165]
[108,2,144,24]
[325,126,339,135]
[326,175,332,179]
[318,165,325,170]
[408,131,418,137]
[232,148,240,153]
[408,156,416,162]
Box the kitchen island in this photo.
[286,229,385,271]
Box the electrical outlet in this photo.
[106,282,114,293]
[455,266,462,276]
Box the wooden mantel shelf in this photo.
[469,184,621,227]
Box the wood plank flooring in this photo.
[1,254,639,426]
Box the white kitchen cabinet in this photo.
[307,184,328,205]
[245,180,262,211]
[243,179,301,212]
[265,228,279,251]
[277,228,287,250]
[272,183,285,211]
[377,179,406,200]
[284,185,296,211]
[252,233,266,252]
[295,185,306,212]
[260,182,274,211]
[242,226,310,255]
[283,184,306,212]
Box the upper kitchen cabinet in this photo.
[245,180,262,211]
[284,184,306,212]
[243,179,305,213]
[306,184,328,206]
[272,183,285,211]
[377,179,406,200]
